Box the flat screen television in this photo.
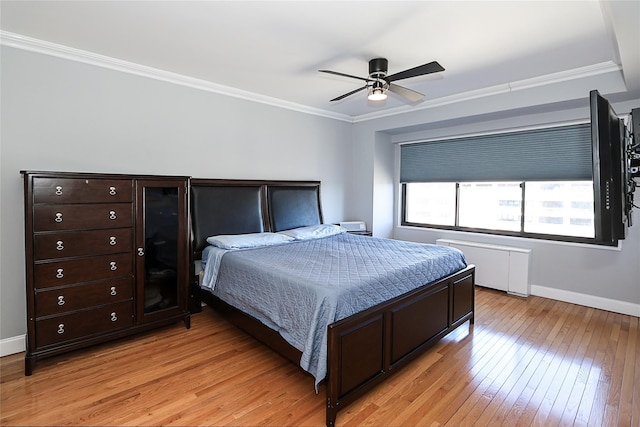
[590,89,631,244]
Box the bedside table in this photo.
[346,230,372,236]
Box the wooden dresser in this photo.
[21,171,191,375]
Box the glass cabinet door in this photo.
[136,179,188,323]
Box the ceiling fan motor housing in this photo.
[369,58,388,78]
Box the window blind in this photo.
[400,123,592,183]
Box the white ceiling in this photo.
[1,1,638,120]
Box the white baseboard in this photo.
[531,285,640,317]
[0,335,25,357]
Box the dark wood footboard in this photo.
[325,265,475,427]
[200,264,475,427]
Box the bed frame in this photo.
[190,178,475,427]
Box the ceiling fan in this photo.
[319,58,445,102]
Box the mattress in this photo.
[201,232,467,388]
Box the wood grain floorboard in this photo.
[1,287,638,426]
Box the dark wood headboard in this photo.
[190,179,323,257]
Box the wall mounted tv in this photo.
[590,89,635,244]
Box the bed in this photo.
[190,179,476,427]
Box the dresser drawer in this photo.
[35,253,133,289]
[33,177,133,204]
[35,301,133,348]
[35,277,133,318]
[34,228,132,261]
[33,203,133,232]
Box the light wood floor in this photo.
[1,287,638,426]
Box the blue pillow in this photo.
[206,232,294,249]
[278,224,346,240]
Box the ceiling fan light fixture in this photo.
[368,80,387,101]
[368,88,387,101]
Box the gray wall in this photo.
[0,46,352,343]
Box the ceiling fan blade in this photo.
[387,61,445,82]
[319,69,372,82]
[330,86,367,102]
[389,83,424,102]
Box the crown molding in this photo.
[0,31,354,123]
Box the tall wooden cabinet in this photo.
[21,171,191,375]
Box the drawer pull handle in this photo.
[109,186,117,196]
[109,236,117,246]
[56,241,64,251]
[110,312,118,322]
[56,268,64,279]
[55,186,63,196]
[54,212,63,223]
[109,210,117,220]
[137,247,145,256]
[110,261,117,271]
[110,286,117,296]
[57,296,65,306]
[57,324,65,334]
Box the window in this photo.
[400,123,599,243]
[403,180,595,240]
[404,182,456,226]
[458,182,522,231]
[524,181,594,237]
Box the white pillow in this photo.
[278,224,346,240]
[206,232,294,250]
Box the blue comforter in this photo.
[201,233,467,389]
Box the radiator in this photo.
[436,239,531,296]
